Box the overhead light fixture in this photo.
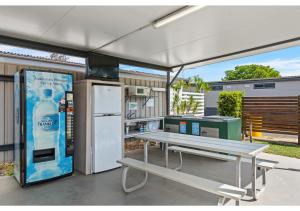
[152,6,206,28]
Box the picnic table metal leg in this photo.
[165,143,169,168]
[218,197,226,206]
[120,140,149,193]
[144,140,149,163]
[235,156,242,206]
[261,168,266,190]
[174,151,183,171]
[252,156,257,200]
[121,166,148,193]
[255,167,266,197]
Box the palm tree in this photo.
[191,101,200,114]
[186,95,195,113]
[190,76,211,92]
[171,80,189,115]
[171,93,180,114]
[180,101,187,114]
[171,77,209,115]
[171,80,189,92]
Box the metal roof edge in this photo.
[209,76,300,85]
[0,50,85,67]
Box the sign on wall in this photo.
[179,121,187,134]
[192,122,200,136]
[128,102,138,111]
[146,98,154,107]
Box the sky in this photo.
[121,45,300,81]
[2,43,300,82]
[178,45,300,81]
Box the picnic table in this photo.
[135,131,269,202]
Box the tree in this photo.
[222,64,280,81]
[217,91,244,118]
[171,80,189,92]
[49,53,69,62]
[190,76,211,92]
[171,80,189,114]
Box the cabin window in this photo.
[211,85,223,91]
[253,83,275,89]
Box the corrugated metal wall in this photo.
[120,77,166,119]
[0,63,15,163]
[0,62,167,162]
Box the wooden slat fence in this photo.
[242,96,300,144]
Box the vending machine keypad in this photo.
[65,92,74,157]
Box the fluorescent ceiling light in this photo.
[153,6,206,28]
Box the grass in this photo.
[0,162,14,176]
[254,140,300,159]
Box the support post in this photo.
[241,97,245,140]
[166,71,170,116]
[298,96,300,145]
[250,120,253,143]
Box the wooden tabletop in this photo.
[135,131,268,158]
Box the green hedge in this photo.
[217,91,244,118]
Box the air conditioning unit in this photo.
[128,86,150,96]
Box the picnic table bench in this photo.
[117,157,246,206]
[168,146,278,193]
[118,131,273,205]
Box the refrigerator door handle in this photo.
[93,113,121,117]
[105,114,121,116]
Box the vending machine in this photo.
[14,69,74,186]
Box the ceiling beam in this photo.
[170,65,184,85]
[0,34,88,58]
[0,34,172,72]
[118,57,171,71]
[171,36,300,69]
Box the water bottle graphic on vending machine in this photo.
[29,88,62,181]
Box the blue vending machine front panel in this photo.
[25,70,73,184]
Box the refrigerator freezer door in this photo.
[92,115,122,173]
[92,85,121,114]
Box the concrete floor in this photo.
[0,147,300,205]
[249,133,299,144]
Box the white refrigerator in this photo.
[92,85,122,173]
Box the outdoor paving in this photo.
[247,133,299,144]
[0,147,300,205]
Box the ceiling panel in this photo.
[1,6,300,70]
[39,6,180,51]
[99,6,300,68]
[0,6,73,42]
